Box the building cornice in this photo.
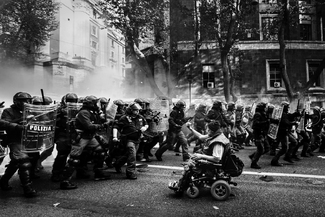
[177,40,325,51]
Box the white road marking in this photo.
[145,164,325,179]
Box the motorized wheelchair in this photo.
[168,143,244,201]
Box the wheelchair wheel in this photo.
[210,180,231,201]
[186,186,200,199]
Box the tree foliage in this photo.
[0,0,59,65]
[177,0,256,102]
[98,0,170,98]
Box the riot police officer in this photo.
[112,102,148,179]
[60,95,111,190]
[51,93,78,182]
[0,92,38,197]
[249,102,270,169]
[155,100,190,162]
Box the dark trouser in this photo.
[319,132,325,152]
[272,134,288,162]
[143,135,161,159]
[1,142,34,189]
[155,130,189,161]
[285,133,298,159]
[61,137,105,181]
[311,130,321,151]
[28,152,40,174]
[293,130,310,156]
[52,138,71,177]
[115,141,139,176]
[251,133,269,164]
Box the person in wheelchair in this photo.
[188,120,228,163]
[169,120,244,200]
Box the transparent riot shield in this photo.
[267,105,284,140]
[21,103,58,153]
[150,99,170,132]
[66,102,83,142]
[106,101,118,120]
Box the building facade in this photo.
[171,0,325,106]
[36,0,126,99]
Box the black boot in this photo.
[23,184,38,198]
[18,160,38,197]
[251,162,261,169]
[0,161,19,191]
[60,180,78,190]
[94,170,111,181]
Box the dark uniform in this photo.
[249,102,270,169]
[60,95,110,190]
[271,102,300,166]
[205,100,231,134]
[155,100,190,162]
[51,93,79,182]
[0,92,38,197]
[113,102,148,179]
[187,103,207,153]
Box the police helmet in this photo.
[175,100,186,109]
[65,93,78,103]
[83,95,98,107]
[32,96,43,105]
[212,100,222,109]
[256,102,267,112]
[44,96,53,105]
[236,104,244,111]
[13,92,32,104]
[113,99,125,106]
[129,102,142,111]
[227,102,235,110]
[99,97,108,105]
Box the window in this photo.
[91,40,98,50]
[122,47,125,54]
[91,24,98,37]
[307,60,325,88]
[111,40,115,48]
[202,65,215,89]
[300,24,312,40]
[91,51,97,66]
[111,51,114,58]
[261,16,278,40]
[266,60,284,90]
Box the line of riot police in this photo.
[0,92,166,196]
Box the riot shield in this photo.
[21,103,58,153]
[150,99,170,132]
[267,105,284,140]
[106,100,118,120]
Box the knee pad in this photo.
[19,160,32,170]
[93,147,106,159]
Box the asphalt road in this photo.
[1,145,325,217]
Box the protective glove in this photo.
[15,124,24,132]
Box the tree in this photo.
[0,0,59,65]
[259,0,325,102]
[177,0,256,103]
[97,0,170,98]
